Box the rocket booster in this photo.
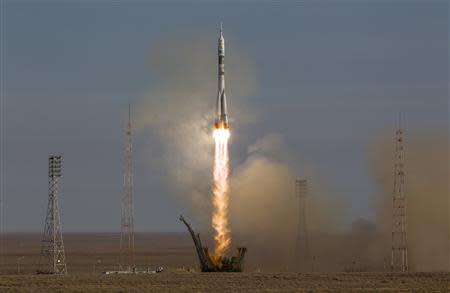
[215,24,229,129]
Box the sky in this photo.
[1,0,448,232]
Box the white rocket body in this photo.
[215,25,229,129]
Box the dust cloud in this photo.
[229,134,347,270]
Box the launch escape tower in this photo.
[120,104,135,271]
[295,179,310,272]
[391,115,408,272]
[37,155,67,274]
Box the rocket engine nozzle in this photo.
[214,120,229,130]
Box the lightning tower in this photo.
[391,114,408,272]
[120,104,135,271]
[295,179,310,272]
[37,155,67,274]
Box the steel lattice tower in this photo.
[391,115,408,272]
[295,179,310,272]
[120,104,135,271]
[37,155,67,274]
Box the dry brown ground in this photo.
[0,233,448,292]
[1,233,196,274]
[0,272,448,293]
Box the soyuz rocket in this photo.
[215,24,229,129]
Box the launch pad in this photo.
[179,216,247,272]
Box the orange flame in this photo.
[212,127,231,257]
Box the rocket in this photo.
[215,23,229,129]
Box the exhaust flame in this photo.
[212,127,231,256]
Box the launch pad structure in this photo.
[179,215,247,272]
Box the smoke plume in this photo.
[135,31,345,270]
[229,133,347,270]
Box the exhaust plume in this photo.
[212,128,231,256]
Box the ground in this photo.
[0,234,448,292]
[0,272,448,292]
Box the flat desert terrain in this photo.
[0,233,448,292]
[1,272,449,293]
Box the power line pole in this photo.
[295,179,310,272]
[120,104,135,271]
[38,155,67,274]
[391,114,408,272]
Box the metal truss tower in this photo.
[295,179,310,272]
[120,104,135,271]
[391,114,408,272]
[38,155,67,274]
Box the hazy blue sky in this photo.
[2,0,448,232]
